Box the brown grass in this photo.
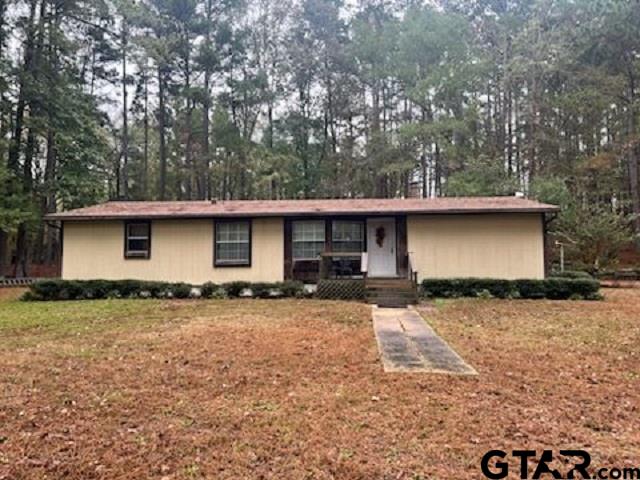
[1,291,639,479]
[0,287,26,302]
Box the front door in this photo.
[367,217,397,277]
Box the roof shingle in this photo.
[46,197,559,221]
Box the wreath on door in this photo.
[375,226,386,247]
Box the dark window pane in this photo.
[127,239,149,253]
[125,222,150,258]
[292,221,325,260]
[333,241,362,253]
[292,240,324,260]
[332,221,363,242]
[215,221,250,264]
[216,221,249,242]
[292,221,324,242]
[332,221,363,253]
[128,223,149,238]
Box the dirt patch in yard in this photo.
[1,293,639,479]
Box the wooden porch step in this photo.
[366,290,417,298]
[366,291,418,300]
[367,296,418,308]
[366,284,415,292]
[365,277,418,307]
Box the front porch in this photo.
[283,215,417,284]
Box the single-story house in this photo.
[46,196,559,285]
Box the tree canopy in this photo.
[0,0,639,275]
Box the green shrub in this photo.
[209,288,228,299]
[25,279,169,301]
[421,277,600,300]
[82,280,111,299]
[550,270,593,279]
[20,290,37,301]
[170,283,192,299]
[226,281,304,299]
[140,281,168,298]
[249,282,274,298]
[476,289,493,299]
[420,278,517,299]
[514,279,547,299]
[586,292,605,301]
[543,278,575,300]
[29,279,67,300]
[279,281,304,298]
[200,282,219,299]
[569,279,602,299]
[222,281,251,298]
[24,279,311,301]
[117,279,145,298]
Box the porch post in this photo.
[396,215,408,278]
[283,219,292,280]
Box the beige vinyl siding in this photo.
[407,213,544,280]
[62,218,284,284]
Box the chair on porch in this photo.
[333,256,356,278]
[319,252,367,279]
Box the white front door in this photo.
[367,217,397,277]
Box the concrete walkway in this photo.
[372,306,477,374]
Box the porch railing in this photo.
[319,251,367,280]
[318,250,416,283]
[407,251,418,286]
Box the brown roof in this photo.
[46,197,559,221]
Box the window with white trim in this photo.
[215,221,251,266]
[292,220,325,260]
[332,220,364,254]
[125,221,151,258]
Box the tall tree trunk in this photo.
[0,0,8,277]
[44,128,57,264]
[15,127,37,277]
[43,5,60,265]
[202,0,213,200]
[420,151,427,199]
[203,71,211,200]
[515,89,522,184]
[120,18,129,199]
[0,0,6,60]
[143,70,149,198]
[184,43,194,199]
[627,70,640,236]
[0,230,7,277]
[14,226,28,277]
[506,83,513,176]
[8,0,38,172]
[528,76,539,182]
[434,142,441,196]
[158,66,167,200]
[13,0,46,277]
[14,173,32,277]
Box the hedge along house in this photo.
[46,196,558,297]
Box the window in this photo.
[215,220,251,266]
[125,221,151,259]
[332,220,364,254]
[292,220,325,260]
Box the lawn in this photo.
[0,290,639,479]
